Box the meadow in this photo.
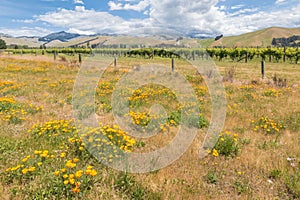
[0,52,299,199]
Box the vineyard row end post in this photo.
[78,53,82,65]
[54,51,57,61]
[261,61,265,79]
[172,58,175,72]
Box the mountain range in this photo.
[38,31,80,43]
[0,27,300,48]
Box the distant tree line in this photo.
[91,43,188,49]
[91,44,146,49]
[272,35,300,47]
[7,44,30,49]
[215,34,223,41]
[0,39,7,49]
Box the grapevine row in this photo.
[5,47,300,63]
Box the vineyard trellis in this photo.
[4,47,300,63]
[205,47,300,63]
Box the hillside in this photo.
[0,36,41,47]
[38,31,80,42]
[1,27,300,48]
[211,27,300,47]
[0,33,199,48]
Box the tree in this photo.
[0,38,7,49]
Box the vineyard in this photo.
[0,50,299,199]
[1,0,300,198]
[5,47,300,64]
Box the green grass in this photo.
[0,55,299,199]
[211,27,300,47]
[198,38,215,48]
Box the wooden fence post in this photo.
[261,61,265,79]
[171,58,175,72]
[79,53,82,64]
[54,51,57,61]
[283,46,286,62]
[296,47,299,64]
[114,57,117,67]
[192,51,195,60]
[152,50,154,59]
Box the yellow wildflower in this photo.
[89,169,97,176]
[69,178,75,185]
[72,186,80,193]
[22,168,28,174]
[75,170,83,178]
[212,149,219,157]
[28,167,35,172]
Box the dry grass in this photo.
[0,55,299,199]
[211,27,300,47]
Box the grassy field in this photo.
[0,53,299,199]
[211,27,300,47]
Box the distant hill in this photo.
[42,35,200,48]
[0,32,200,48]
[0,36,41,47]
[0,33,12,37]
[1,27,300,48]
[210,27,300,47]
[45,36,103,48]
[38,31,80,42]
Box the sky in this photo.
[0,0,300,37]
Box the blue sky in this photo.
[0,0,299,37]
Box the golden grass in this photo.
[211,27,300,47]
[0,55,299,199]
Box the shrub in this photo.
[252,116,285,134]
[212,131,239,157]
[205,170,219,184]
[0,39,6,49]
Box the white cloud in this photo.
[108,0,150,12]
[31,0,300,37]
[228,8,259,17]
[275,0,286,4]
[36,6,135,35]
[12,19,35,23]
[0,27,51,37]
[108,2,123,10]
[41,0,69,1]
[73,0,84,5]
[220,4,300,35]
[231,4,245,10]
[146,0,225,35]
[219,5,226,11]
